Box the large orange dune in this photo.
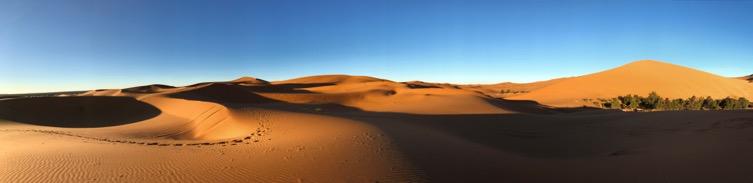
[507,60,753,107]
[261,74,553,114]
[2,60,753,182]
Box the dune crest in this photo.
[738,74,753,82]
[273,74,390,85]
[168,82,276,104]
[230,76,270,85]
[123,84,177,93]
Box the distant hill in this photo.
[0,91,87,99]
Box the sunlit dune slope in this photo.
[508,60,753,107]
[230,76,270,85]
[273,74,389,85]
[36,75,548,143]
[0,96,418,182]
[269,75,550,114]
[461,78,569,98]
[0,75,431,182]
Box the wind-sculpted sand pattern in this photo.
[0,113,421,183]
[0,128,271,147]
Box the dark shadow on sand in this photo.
[0,96,161,128]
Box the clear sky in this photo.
[1,0,752,93]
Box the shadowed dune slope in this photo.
[168,83,277,104]
[0,96,160,127]
[737,74,753,82]
[508,60,753,107]
[122,84,177,93]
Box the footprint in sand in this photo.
[12,128,268,148]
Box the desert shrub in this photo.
[738,97,750,109]
[669,98,685,110]
[655,98,668,110]
[702,96,720,110]
[500,89,527,94]
[617,95,628,108]
[618,95,641,109]
[641,91,661,109]
[720,97,737,110]
[602,98,622,109]
[684,96,703,110]
[601,92,748,111]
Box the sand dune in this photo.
[0,106,418,182]
[230,76,270,85]
[508,60,753,107]
[3,61,753,182]
[461,78,568,98]
[168,83,276,104]
[266,75,551,114]
[79,89,124,96]
[273,74,389,85]
[123,84,177,93]
[738,74,753,82]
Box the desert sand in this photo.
[508,60,753,107]
[2,60,753,182]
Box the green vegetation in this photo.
[499,89,528,94]
[600,92,750,111]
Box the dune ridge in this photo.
[738,74,753,82]
[273,74,389,85]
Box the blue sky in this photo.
[1,0,752,93]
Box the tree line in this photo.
[600,92,750,111]
[499,89,528,94]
